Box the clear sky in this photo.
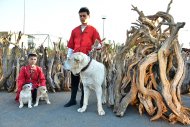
[1,0,190,48]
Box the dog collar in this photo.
[81,57,92,72]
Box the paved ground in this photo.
[0,91,190,127]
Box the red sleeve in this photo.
[92,28,102,45]
[67,30,75,49]
[15,66,26,101]
[17,66,26,87]
[37,67,46,86]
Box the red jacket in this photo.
[67,25,101,55]
[15,65,46,101]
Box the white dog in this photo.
[34,86,51,107]
[19,83,33,108]
[64,52,106,115]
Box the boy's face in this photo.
[28,56,37,65]
[79,12,89,24]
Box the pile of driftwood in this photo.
[103,1,190,125]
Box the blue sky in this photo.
[1,0,190,47]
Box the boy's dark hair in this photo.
[28,52,37,58]
[78,7,90,15]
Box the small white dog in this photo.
[64,52,106,115]
[34,86,51,107]
[19,83,33,108]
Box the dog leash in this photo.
[81,57,92,72]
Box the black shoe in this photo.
[64,100,77,107]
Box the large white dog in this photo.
[64,52,106,115]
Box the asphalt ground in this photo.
[0,91,190,127]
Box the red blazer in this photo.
[15,65,46,101]
[67,25,101,55]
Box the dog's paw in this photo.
[47,101,51,104]
[19,105,23,108]
[98,109,105,116]
[34,104,38,107]
[28,105,32,108]
[77,107,86,113]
